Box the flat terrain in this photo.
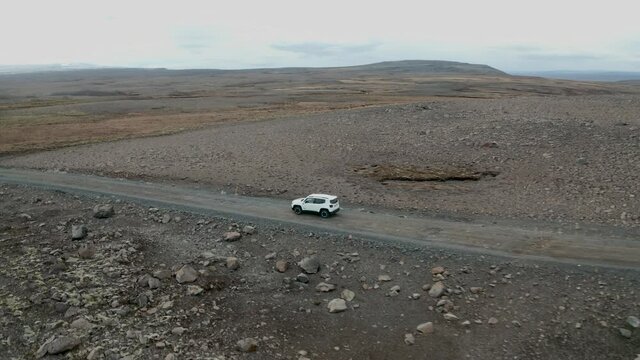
[1,61,639,359]
[3,94,639,229]
[1,61,637,154]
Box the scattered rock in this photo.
[627,316,639,329]
[147,277,162,289]
[298,257,321,274]
[619,328,632,339]
[316,282,336,292]
[265,252,277,260]
[275,260,288,273]
[153,269,172,280]
[341,289,356,301]
[226,257,240,270]
[87,347,104,360]
[388,285,401,296]
[296,273,309,283]
[328,298,348,313]
[93,204,115,218]
[237,338,258,352]
[429,281,445,297]
[78,243,96,259]
[417,322,434,334]
[242,225,255,234]
[431,266,445,275]
[470,287,484,294]
[70,318,95,331]
[71,224,87,240]
[444,313,459,321]
[172,327,187,336]
[378,274,392,282]
[187,285,204,296]
[404,333,415,345]
[224,231,242,241]
[161,214,171,223]
[176,265,198,283]
[488,317,499,325]
[36,336,81,358]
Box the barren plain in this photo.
[1,61,639,359]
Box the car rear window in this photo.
[314,199,326,204]
[330,199,338,204]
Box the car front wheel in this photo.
[319,209,330,218]
[293,206,302,215]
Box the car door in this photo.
[314,198,327,212]
[302,197,318,212]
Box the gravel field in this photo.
[3,94,639,228]
[1,184,639,359]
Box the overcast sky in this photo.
[2,0,639,72]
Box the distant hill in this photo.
[513,70,640,82]
[0,60,506,77]
[344,60,507,76]
[0,63,107,75]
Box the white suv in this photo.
[291,194,340,218]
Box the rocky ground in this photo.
[2,94,639,229]
[1,184,639,359]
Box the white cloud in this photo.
[1,0,639,70]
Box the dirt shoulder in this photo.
[1,184,639,360]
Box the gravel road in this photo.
[1,167,638,269]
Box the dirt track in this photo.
[1,167,638,269]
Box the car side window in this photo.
[305,198,314,203]
[315,199,326,204]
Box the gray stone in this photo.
[176,265,198,283]
[87,347,104,360]
[242,225,256,234]
[296,273,309,283]
[224,231,242,241]
[93,204,115,219]
[70,318,95,331]
[78,244,96,259]
[488,317,499,325]
[327,298,347,313]
[71,225,87,240]
[275,260,288,273]
[619,328,632,338]
[161,214,171,224]
[36,336,81,358]
[187,285,204,296]
[172,327,187,335]
[378,274,392,282]
[341,289,356,301]
[416,322,434,334]
[153,269,172,280]
[431,266,445,275]
[404,333,415,345]
[298,257,321,274]
[429,281,445,297]
[470,287,484,294]
[147,277,161,289]
[237,338,258,352]
[444,313,459,321]
[627,315,640,328]
[316,282,336,292]
[226,257,240,270]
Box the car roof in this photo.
[308,193,337,199]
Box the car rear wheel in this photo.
[319,209,330,218]
[293,206,302,215]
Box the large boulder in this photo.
[93,204,115,219]
[298,257,321,274]
[71,225,88,240]
[175,265,198,283]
